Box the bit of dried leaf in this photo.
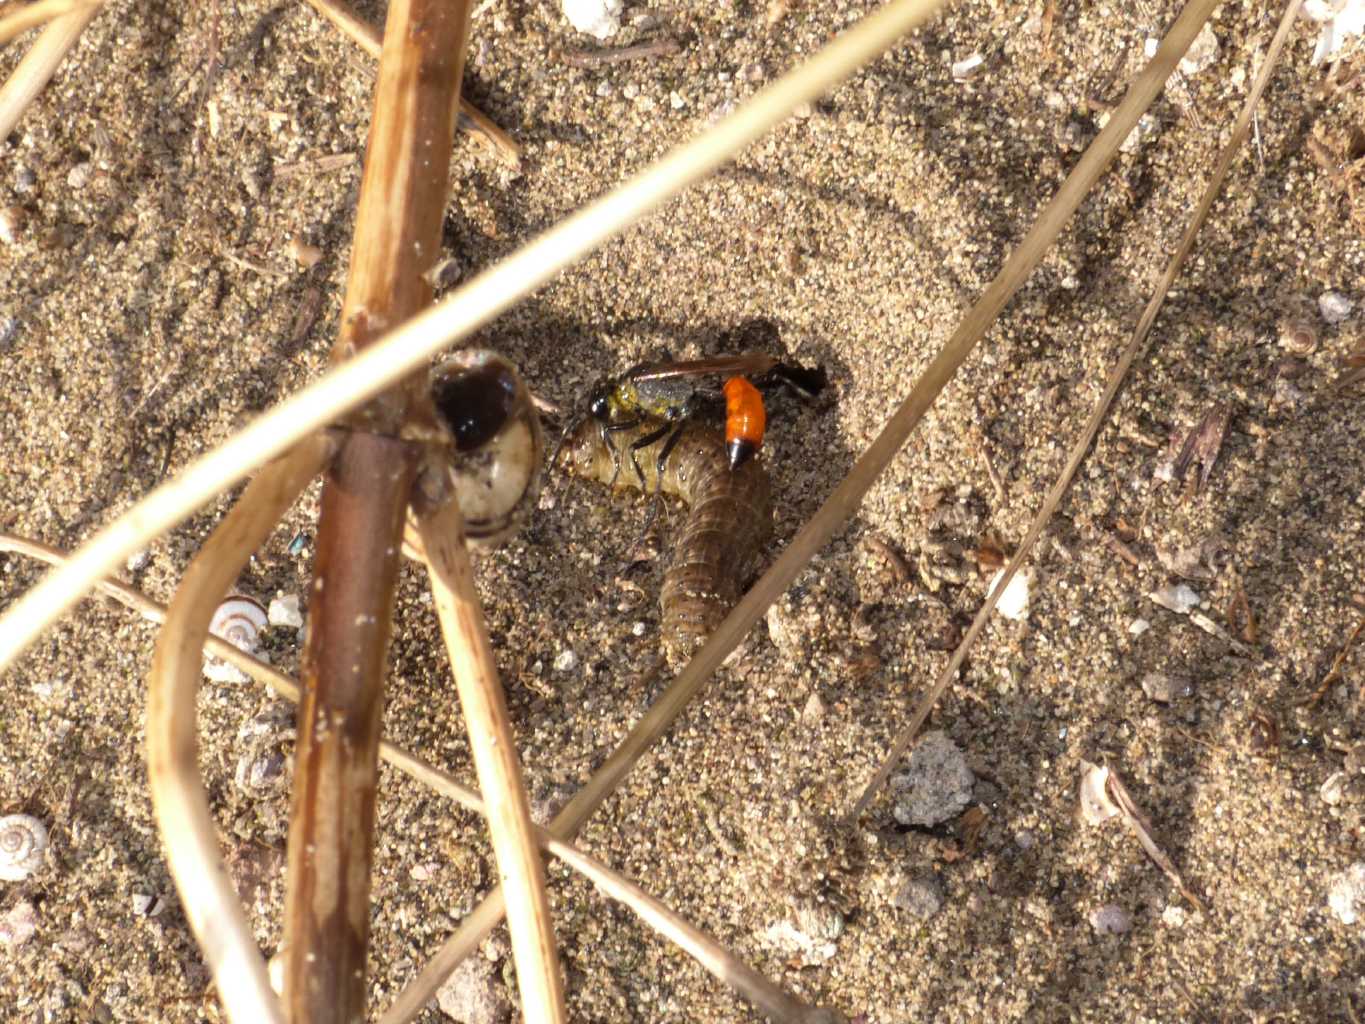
[1154,540,1216,581]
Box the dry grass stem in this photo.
[414,495,567,1024]
[0,533,820,1023]
[848,0,1300,822]
[0,0,100,137]
[280,1,468,1017]
[145,435,334,1024]
[0,0,99,46]
[300,0,522,166]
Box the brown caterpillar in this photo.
[558,417,772,666]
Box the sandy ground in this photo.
[2,0,1365,1021]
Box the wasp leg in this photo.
[601,417,646,489]
[626,421,672,492]
[633,421,687,542]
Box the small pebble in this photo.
[286,237,323,269]
[125,549,151,573]
[1149,584,1199,615]
[0,317,18,349]
[424,255,463,291]
[0,901,37,947]
[1088,904,1132,935]
[268,594,304,629]
[435,957,511,1024]
[1178,23,1219,75]
[1327,862,1365,927]
[1321,771,1347,807]
[1319,290,1353,324]
[13,166,36,193]
[894,875,944,919]
[800,691,825,726]
[552,648,578,673]
[890,730,975,827]
[1141,671,1193,703]
[561,0,621,40]
[67,162,92,189]
[1128,617,1150,637]
[131,893,164,917]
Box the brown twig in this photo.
[0,0,102,138]
[0,532,830,1024]
[281,2,468,1020]
[848,0,1296,823]
[1303,615,1365,708]
[414,483,567,1024]
[300,0,522,168]
[145,435,334,1024]
[560,37,681,68]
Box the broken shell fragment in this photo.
[0,814,49,882]
[406,350,543,553]
[1278,318,1319,356]
[1078,762,1119,826]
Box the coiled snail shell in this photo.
[0,814,49,882]
[209,596,269,652]
[406,349,543,554]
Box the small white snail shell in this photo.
[209,596,269,653]
[0,814,49,882]
[405,350,543,555]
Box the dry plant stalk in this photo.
[849,0,1302,822]
[145,435,335,1024]
[0,0,101,137]
[301,0,522,166]
[0,0,946,674]
[413,489,566,1023]
[281,1,469,1019]
[381,1,1223,1014]
[2,530,827,1022]
[0,0,99,46]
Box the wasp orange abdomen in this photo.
[723,376,765,471]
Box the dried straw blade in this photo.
[414,492,566,1024]
[0,0,946,676]
[848,0,1302,823]
[0,0,102,137]
[145,434,334,1024]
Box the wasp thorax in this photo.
[420,350,543,549]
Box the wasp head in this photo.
[588,381,615,422]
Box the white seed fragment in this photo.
[1148,584,1199,615]
[988,568,1030,621]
